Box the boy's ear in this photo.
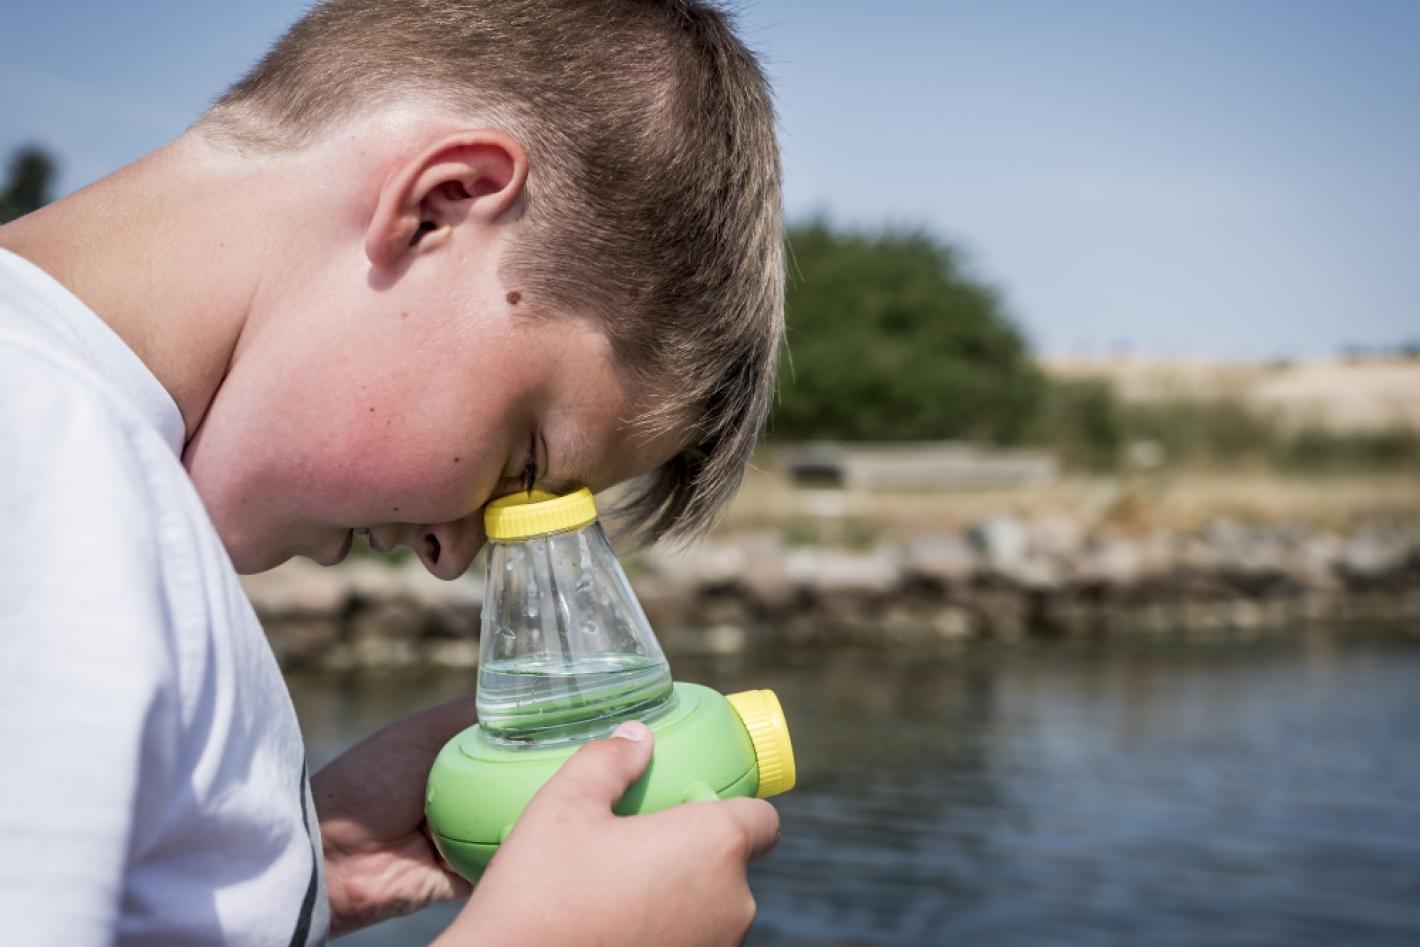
[364,129,529,269]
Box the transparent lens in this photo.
[477,521,673,746]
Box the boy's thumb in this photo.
[530,721,654,813]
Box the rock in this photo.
[1228,600,1266,630]
[903,533,978,586]
[701,623,748,655]
[423,603,480,640]
[243,559,349,618]
[1340,533,1406,584]
[735,530,788,558]
[350,600,425,643]
[641,540,747,588]
[265,617,341,669]
[1012,555,1062,591]
[1202,517,1252,551]
[1027,515,1086,561]
[972,590,1029,642]
[930,606,976,641]
[968,516,1029,575]
[351,635,420,669]
[654,619,751,656]
[1135,529,1181,575]
[784,548,899,597]
[425,639,479,668]
[318,642,357,673]
[739,559,796,613]
[1077,536,1143,586]
[1178,534,1224,572]
[397,559,484,611]
[1298,533,1344,569]
[629,574,696,634]
[697,596,753,629]
[736,531,796,612]
[342,560,410,604]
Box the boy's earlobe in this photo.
[364,130,529,271]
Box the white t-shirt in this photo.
[0,248,330,946]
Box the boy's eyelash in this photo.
[521,432,539,494]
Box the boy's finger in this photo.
[717,797,781,863]
[530,721,654,813]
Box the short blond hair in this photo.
[202,0,783,544]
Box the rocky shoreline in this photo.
[244,516,1420,671]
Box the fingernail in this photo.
[611,721,649,743]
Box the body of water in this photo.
[289,630,1420,946]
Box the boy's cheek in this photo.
[304,430,499,528]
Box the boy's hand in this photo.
[436,721,780,947]
[312,698,479,937]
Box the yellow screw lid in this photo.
[484,487,598,541]
[726,689,797,798]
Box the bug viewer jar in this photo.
[425,487,796,880]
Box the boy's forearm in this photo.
[312,697,479,937]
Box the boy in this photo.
[0,1,784,944]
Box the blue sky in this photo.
[2,1,1416,357]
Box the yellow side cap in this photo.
[726,689,797,798]
[484,487,598,541]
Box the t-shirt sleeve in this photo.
[0,364,179,946]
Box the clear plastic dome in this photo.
[477,515,675,747]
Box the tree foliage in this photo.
[0,146,57,224]
[772,220,1043,443]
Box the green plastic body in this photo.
[425,682,758,881]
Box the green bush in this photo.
[1032,377,1124,470]
[1031,377,1419,474]
[1279,425,1420,472]
[772,221,1043,443]
[1119,397,1278,466]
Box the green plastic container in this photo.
[424,489,795,881]
[428,682,791,879]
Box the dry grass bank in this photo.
[717,465,1420,540]
[1044,355,1420,432]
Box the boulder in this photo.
[1027,514,1087,561]
[1077,536,1143,586]
[903,533,978,586]
[968,516,1029,575]
[784,547,899,597]
[641,539,747,589]
[243,559,349,618]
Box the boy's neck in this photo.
[0,132,297,446]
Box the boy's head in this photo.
[184,0,782,577]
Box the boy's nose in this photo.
[414,513,487,580]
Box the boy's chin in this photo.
[224,533,301,576]
[223,526,353,574]
[229,544,287,576]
